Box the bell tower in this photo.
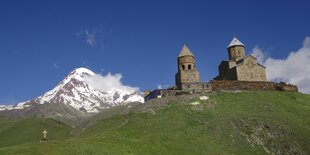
[175,44,200,89]
[227,37,245,61]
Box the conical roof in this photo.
[227,37,245,48]
[178,44,194,57]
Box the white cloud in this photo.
[77,29,98,47]
[250,37,310,94]
[251,46,267,64]
[84,73,139,93]
[156,84,169,89]
[157,85,163,89]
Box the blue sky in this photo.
[1,0,310,104]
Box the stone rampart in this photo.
[145,81,298,101]
[210,80,298,92]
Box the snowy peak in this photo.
[36,68,95,105]
[1,67,144,113]
[63,67,95,83]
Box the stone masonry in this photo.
[215,37,267,81]
[175,44,201,89]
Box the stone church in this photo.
[175,37,267,90]
[214,37,267,81]
[144,38,295,101]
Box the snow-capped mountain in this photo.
[0,68,144,113]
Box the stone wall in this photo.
[228,46,245,61]
[175,70,200,87]
[145,89,191,101]
[235,56,267,81]
[145,86,211,101]
[145,81,298,101]
[178,56,195,69]
[176,54,200,89]
[217,61,237,80]
[210,80,298,92]
[179,82,212,92]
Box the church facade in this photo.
[214,37,267,81]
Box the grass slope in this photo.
[0,118,76,148]
[0,91,309,155]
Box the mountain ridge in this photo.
[0,67,144,121]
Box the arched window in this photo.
[188,64,191,70]
[182,65,185,70]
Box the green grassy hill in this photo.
[0,118,76,148]
[0,91,309,155]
